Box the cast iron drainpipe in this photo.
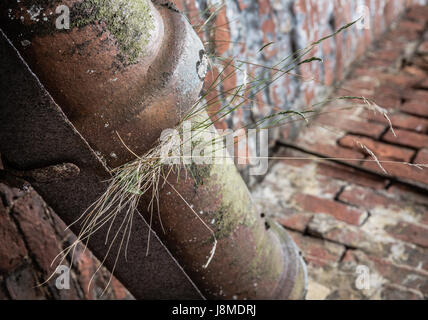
[0,0,307,299]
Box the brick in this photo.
[368,112,428,133]
[339,78,377,96]
[110,277,134,300]
[182,0,202,30]
[374,84,402,101]
[276,212,312,233]
[276,148,387,189]
[380,284,424,300]
[373,96,402,110]
[294,135,365,166]
[308,211,428,272]
[0,181,28,208]
[0,201,27,273]
[339,135,415,162]
[12,192,62,274]
[383,129,428,149]
[386,222,428,248]
[309,212,428,273]
[317,114,386,139]
[388,183,428,206]
[407,5,428,23]
[372,258,428,293]
[316,162,387,189]
[288,231,345,267]
[401,100,428,117]
[368,48,402,64]
[342,184,428,225]
[388,114,428,134]
[46,268,85,300]
[381,241,428,272]
[293,194,368,226]
[365,159,428,186]
[403,89,428,100]
[339,185,400,209]
[307,214,374,252]
[419,41,428,54]
[387,242,428,272]
[386,27,421,43]
[397,19,426,33]
[360,58,393,70]
[364,148,428,185]
[421,78,428,89]
[341,250,428,293]
[401,66,427,84]
[352,68,381,79]
[171,0,184,12]
[375,70,426,89]
[5,266,49,300]
[72,244,120,300]
[213,7,231,55]
[415,148,428,165]
[413,55,428,73]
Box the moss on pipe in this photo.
[73,0,155,64]
[2,0,155,64]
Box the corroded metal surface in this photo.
[0,0,206,168]
[0,0,307,300]
[142,121,307,299]
[0,30,202,300]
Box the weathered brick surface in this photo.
[0,201,27,273]
[341,250,428,297]
[307,214,375,253]
[383,129,428,149]
[368,112,428,133]
[11,191,63,275]
[415,148,428,165]
[0,177,133,300]
[365,158,428,186]
[388,183,428,206]
[255,149,428,299]
[5,266,49,300]
[173,0,427,177]
[288,231,345,268]
[386,222,428,248]
[339,185,398,209]
[280,6,428,189]
[254,57,428,300]
[314,160,387,189]
[293,193,368,226]
[380,284,424,300]
[339,185,428,225]
[401,100,428,117]
[339,135,415,162]
[277,212,313,233]
[317,114,386,139]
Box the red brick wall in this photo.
[172,0,426,178]
[0,174,132,300]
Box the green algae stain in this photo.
[209,163,257,239]
[188,162,212,191]
[73,0,155,64]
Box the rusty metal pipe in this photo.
[0,0,307,299]
[150,115,307,299]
